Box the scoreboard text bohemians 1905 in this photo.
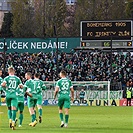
[80,20,133,48]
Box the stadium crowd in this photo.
[0,51,133,90]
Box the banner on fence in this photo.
[0,90,124,106]
[0,38,80,53]
[86,90,123,100]
[42,90,123,100]
[1,98,131,106]
[119,98,133,106]
[87,99,119,106]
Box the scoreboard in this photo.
[80,20,133,48]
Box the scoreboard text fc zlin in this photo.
[80,20,133,48]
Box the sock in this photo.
[8,110,12,119]
[38,109,42,117]
[12,110,16,121]
[19,114,23,125]
[34,110,36,119]
[12,121,15,127]
[65,115,69,124]
[59,113,63,121]
[31,114,35,122]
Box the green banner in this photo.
[0,38,80,53]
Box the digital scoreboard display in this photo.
[80,20,132,41]
[80,41,133,48]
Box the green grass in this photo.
[0,106,133,133]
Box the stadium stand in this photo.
[0,51,132,91]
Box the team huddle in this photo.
[0,67,74,130]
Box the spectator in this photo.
[126,81,132,106]
[0,51,132,92]
[79,89,85,104]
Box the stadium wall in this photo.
[0,90,127,106]
[1,98,130,106]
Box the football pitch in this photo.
[0,106,132,133]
